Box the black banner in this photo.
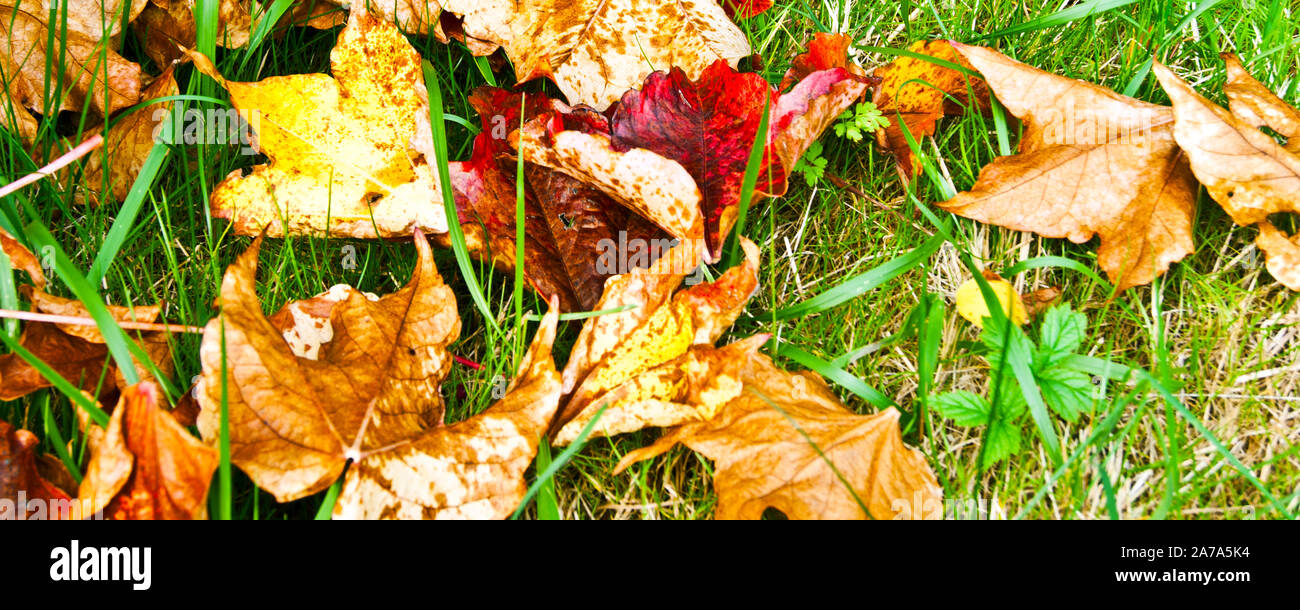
[0,523,1291,599]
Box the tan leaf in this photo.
[1,421,73,519]
[939,44,1196,291]
[872,40,989,177]
[333,305,563,519]
[0,5,143,127]
[76,381,218,520]
[615,351,942,520]
[1256,220,1300,290]
[1223,54,1300,152]
[555,237,761,439]
[439,0,752,110]
[75,65,179,204]
[9,1,146,39]
[513,118,705,245]
[196,9,449,239]
[196,232,460,502]
[1153,59,1300,227]
[555,334,765,445]
[0,226,45,289]
[1153,57,1300,289]
[0,286,173,403]
[134,0,343,67]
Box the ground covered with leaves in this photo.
[1,1,1298,520]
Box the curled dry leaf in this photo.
[198,231,569,518]
[0,230,173,403]
[196,10,448,239]
[1,421,73,519]
[871,40,989,177]
[314,0,750,109]
[615,351,942,520]
[196,232,459,502]
[1153,56,1300,289]
[454,88,683,311]
[438,0,752,111]
[0,4,143,142]
[939,44,1196,292]
[134,0,344,67]
[526,35,871,259]
[554,237,760,442]
[76,381,218,520]
[333,304,563,519]
[74,65,179,204]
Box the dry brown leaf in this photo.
[1,421,73,519]
[1153,57,1300,289]
[0,5,143,141]
[555,334,765,445]
[1223,54,1300,153]
[197,231,569,518]
[195,9,448,239]
[872,40,989,177]
[939,44,1196,292]
[10,1,146,39]
[76,381,218,520]
[333,305,563,519]
[0,232,173,403]
[0,226,45,288]
[615,351,942,520]
[1154,58,1300,227]
[443,0,751,111]
[196,232,459,502]
[513,118,705,246]
[263,1,749,110]
[134,0,343,67]
[74,65,178,204]
[555,237,760,438]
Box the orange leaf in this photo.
[939,44,1196,291]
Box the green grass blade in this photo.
[511,405,608,520]
[422,60,501,336]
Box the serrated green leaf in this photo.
[982,418,1021,468]
[1036,304,1087,369]
[934,390,991,426]
[1038,367,1094,422]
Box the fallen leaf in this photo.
[556,237,759,435]
[198,230,569,518]
[134,0,343,67]
[614,350,942,520]
[333,304,563,519]
[0,422,72,519]
[0,226,46,288]
[11,0,145,39]
[196,232,459,501]
[456,88,683,311]
[872,40,989,177]
[0,4,143,141]
[74,66,179,204]
[439,0,753,111]
[955,270,1028,328]
[1153,56,1300,289]
[527,36,870,259]
[554,334,766,445]
[0,234,173,403]
[1222,54,1300,152]
[553,237,756,432]
[939,44,1197,292]
[195,9,449,239]
[76,381,218,520]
